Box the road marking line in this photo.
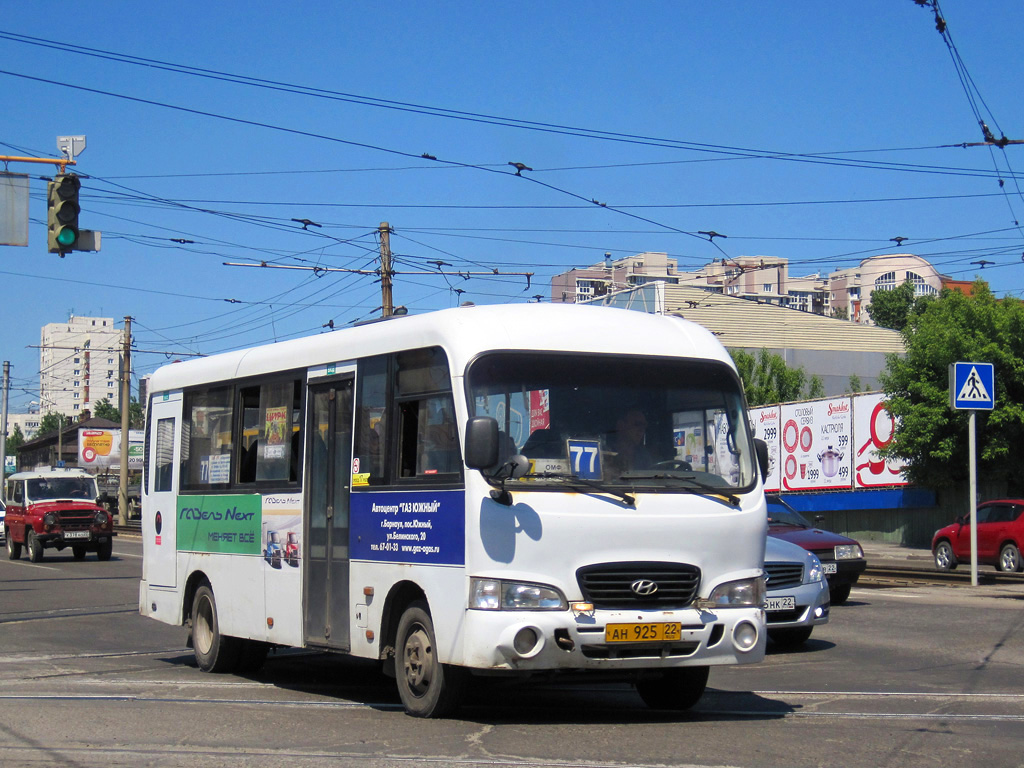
[0,559,60,571]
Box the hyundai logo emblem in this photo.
[631,579,658,596]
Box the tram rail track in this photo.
[859,563,1024,587]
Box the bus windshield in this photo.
[468,352,756,493]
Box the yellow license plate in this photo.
[605,622,682,643]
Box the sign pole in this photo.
[968,410,978,586]
[949,360,995,588]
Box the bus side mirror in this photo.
[754,438,769,483]
[464,417,499,470]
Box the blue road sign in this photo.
[950,362,995,410]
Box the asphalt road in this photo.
[2,536,1023,768]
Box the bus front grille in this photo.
[576,562,701,610]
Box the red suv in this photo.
[4,469,115,562]
[932,499,1024,572]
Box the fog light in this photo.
[513,627,539,654]
[733,620,759,652]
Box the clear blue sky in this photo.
[2,1,1023,413]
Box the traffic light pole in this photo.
[0,155,75,173]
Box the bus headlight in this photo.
[835,544,864,560]
[696,576,766,610]
[470,578,567,611]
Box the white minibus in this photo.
[140,303,768,717]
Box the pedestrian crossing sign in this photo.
[950,362,995,410]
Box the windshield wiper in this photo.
[620,471,740,506]
[527,472,636,506]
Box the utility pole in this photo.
[56,413,64,467]
[0,361,8,501]
[118,316,132,525]
[379,222,393,317]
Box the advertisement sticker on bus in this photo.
[350,489,465,565]
[176,494,262,554]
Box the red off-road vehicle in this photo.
[4,469,115,562]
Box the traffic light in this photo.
[47,174,81,253]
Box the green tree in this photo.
[846,374,864,394]
[92,397,145,429]
[731,348,824,407]
[38,412,71,437]
[92,398,119,422]
[866,279,935,331]
[879,282,1024,493]
[830,306,849,321]
[5,423,25,454]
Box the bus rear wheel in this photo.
[395,601,465,718]
[191,584,241,673]
[636,666,709,711]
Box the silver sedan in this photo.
[764,535,830,647]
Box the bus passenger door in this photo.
[304,376,354,650]
[143,394,181,588]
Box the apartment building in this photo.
[39,316,123,416]
[553,252,951,324]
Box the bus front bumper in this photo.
[461,606,766,672]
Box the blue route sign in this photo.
[949,362,995,411]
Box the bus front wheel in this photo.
[191,584,241,673]
[395,601,465,718]
[636,666,709,711]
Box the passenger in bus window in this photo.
[608,408,653,473]
[418,396,459,475]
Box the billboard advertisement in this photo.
[751,392,908,491]
[78,429,145,469]
[748,405,781,492]
[779,398,853,491]
[853,393,908,487]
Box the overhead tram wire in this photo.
[9,39,1018,308]
[919,1,1024,234]
[0,30,1012,179]
[7,70,1021,275]
[2,69,1020,217]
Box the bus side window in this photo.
[154,418,175,493]
[255,379,300,483]
[181,386,234,489]
[397,395,459,478]
[236,379,302,485]
[238,385,260,484]
[355,356,388,485]
[393,347,460,481]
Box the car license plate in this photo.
[765,596,796,611]
[62,531,90,540]
[822,562,837,574]
[605,622,682,643]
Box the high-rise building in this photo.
[39,316,123,417]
